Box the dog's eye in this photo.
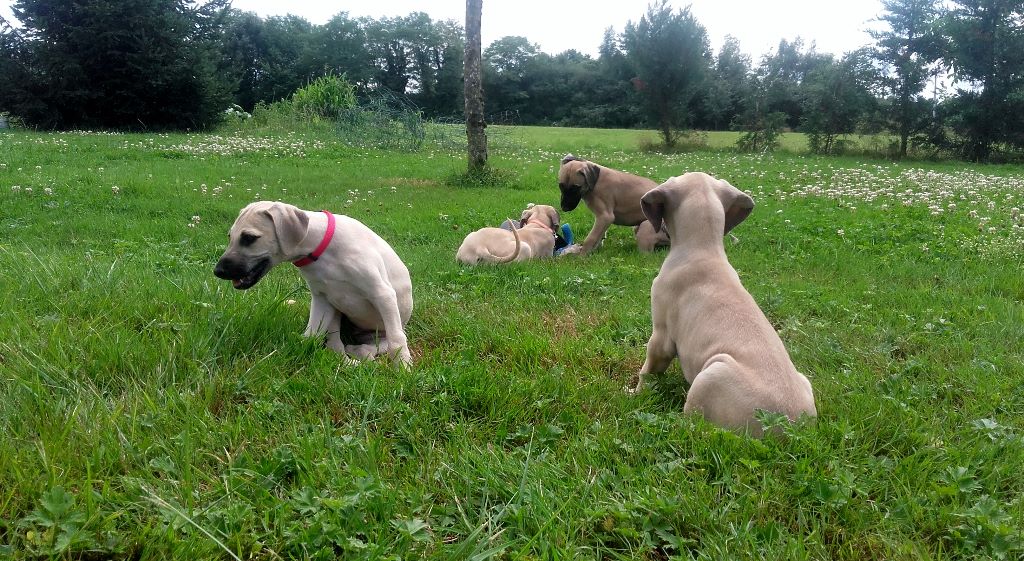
[239,233,260,246]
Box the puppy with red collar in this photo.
[456,204,562,265]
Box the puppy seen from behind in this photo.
[628,172,816,436]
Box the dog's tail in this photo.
[494,219,522,263]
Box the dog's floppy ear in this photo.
[641,187,667,233]
[714,180,754,234]
[546,206,561,229]
[263,203,310,255]
[581,163,600,191]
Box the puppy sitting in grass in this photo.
[214,201,413,367]
[628,173,816,436]
[456,204,562,265]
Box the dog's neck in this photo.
[292,211,333,262]
[664,208,727,262]
[525,218,555,233]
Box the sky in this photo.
[1,0,885,60]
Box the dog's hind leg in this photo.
[628,329,676,394]
[369,285,413,368]
[683,357,761,436]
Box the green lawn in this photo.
[1,126,1023,559]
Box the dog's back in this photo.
[460,225,532,266]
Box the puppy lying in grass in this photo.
[456,204,562,265]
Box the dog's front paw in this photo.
[393,350,413,370]
[345,343,378,361]
[558,244,583,256]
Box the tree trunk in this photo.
[464,0,487,172]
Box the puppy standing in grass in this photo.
[456,204,561,264]
[558,154,658,254]
[629,173,816,436]
[214,201,413,367]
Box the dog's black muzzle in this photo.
[214,256,271,290]
[560,188,582,212]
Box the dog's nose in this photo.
[213,258,234,280]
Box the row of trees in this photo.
[1,0,1023,161]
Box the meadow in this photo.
[1,125,1023,559]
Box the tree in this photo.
[0,15,35,119]
[732,71,787,153]
[483,36,539,118]
[622,0,711,147]
[942,0,1024,161]
[8,0,231,130]
[800,50,879,154]
[870,0,941,158]
[219,12,320,110]
[464,0,487,172]
[315,13,373,90]
[589,27,647,128]
[703,35,752,130]
[407,19,464,117]
[758,38,832,129]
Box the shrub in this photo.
[291,74,356,121]
[734,111,786,153]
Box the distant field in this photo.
[495,125,900,154]
[1,125,1023,559]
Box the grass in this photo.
[1,124,1023,559]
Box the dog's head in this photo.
[520,203,561,231]
[213,201,310,289]
[558,157,600,212]
[641,172,754,238]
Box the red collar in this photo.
[527,218,555,233]
[293,210,335,267]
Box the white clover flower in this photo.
[187,223,196,228]
[191,215,201,223]
[11,185,21,193]
[24,187,32,193]
[837,229,845,236]
[112,186,120,194]
[43,187,53,196]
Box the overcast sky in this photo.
[1,0,885,60]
